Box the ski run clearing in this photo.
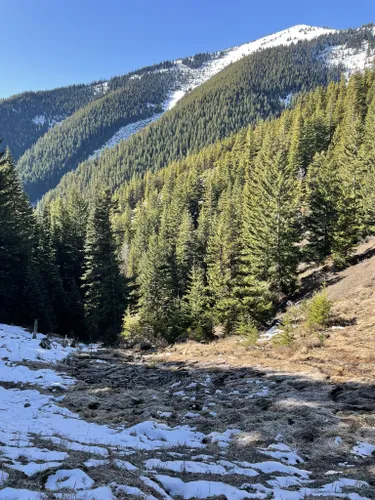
[0,323,373,499]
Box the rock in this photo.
[88,401,100,410]
[189,403,202,411]
[137,341,153,351]
[131,397,144,406]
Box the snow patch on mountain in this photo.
[92,81,109,95]
[324,42,375,77]
[32,114,65,128]
[32,115,46,126]
[162,25,335,111]
[89,114,162,159]
[163,90,187,111]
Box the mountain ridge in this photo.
[3,23,374,202]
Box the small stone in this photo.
[131,397,143,406]
[88,401,100,410]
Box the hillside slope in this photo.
[15,24,338,201]
[158,237,375,384]
[41,24,375,204]
[0,83,103,160]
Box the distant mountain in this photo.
[2,23,375,201]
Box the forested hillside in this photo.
[2,25,375,345]
[41,25,375,204]
[17,73,171,201]
[10,68,370,343]
[0,83,103,160]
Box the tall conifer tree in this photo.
[82,190,125,342]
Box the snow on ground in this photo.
[257,443,304,465]
[0,324,88,364]
[87,25,335,159]
[258,324,283,342]
[351,442,375,457]
[32,115,65,128]
[324,42,375,78]
[0,362,74,388]
[0,323,372,498]
[88,113,162,159]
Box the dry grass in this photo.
[148,239,375,385]
[8,240,373,498]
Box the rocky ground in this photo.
[0,325,373,500]
[0,243,374,499]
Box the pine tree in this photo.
[330,88,363,267]
[47,190,88,336]
[82,190,125,342]
[206,186,242,334]
[304,151,340,261]
[241,128,301,297]
[357,92,375,234]
[137,233,185,342]
[183,265,213,340]
[288,104,306,175]
[33,216,67,333]
[176,209,196,296]
[0,148,39,325]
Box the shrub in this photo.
[121,308,142,340]
[273,304,301,346]
[235,317,259,346]
[273,312,296,346]
[306,287,332,331]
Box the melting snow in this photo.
[324,42,375,78]
[351,441,375,457]
[88,114,162,159]
[46,468,94,490]
[257,442,304,465]
[0,323,80,363]
[0,323,371,499]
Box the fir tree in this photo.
[0,149,38,325]
[82,190,125,342]
[304,151,340,261]
[183,265,213,340]
[137,233,185,342]
[330,91,363,266]
[241,129,301,297]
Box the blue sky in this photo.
[1,0,375,98]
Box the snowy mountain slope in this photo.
[76,24,375,159]
[324,41,375,76]
[163,25,335,112]
[95,25,336,153]
[16,23,375,202]
[93,24,375,163]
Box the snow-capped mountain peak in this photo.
[163,25,335,111]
